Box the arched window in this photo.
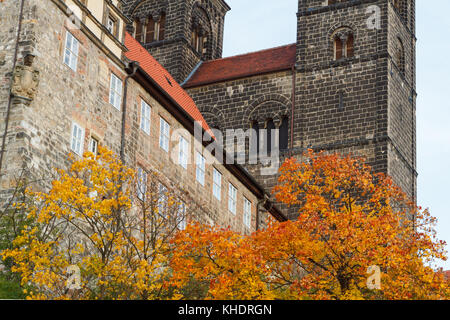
[191,5,211,57]
[191,25,207,54]
[394,37,405,74]
[279,117,289,151]
[333,32,354,60]
[144,13,166,43]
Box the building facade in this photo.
[1,0,417,222]
[0,0,283,232]
[121,0,417,219]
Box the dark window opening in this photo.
[279,117,289,151]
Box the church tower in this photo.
[122,0,230,83]
[295,0,416,201]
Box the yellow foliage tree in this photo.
[2,146,192,300]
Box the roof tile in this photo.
[184,43,296,88]
[124,33,211,133]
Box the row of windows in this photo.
[65,29,252,229]
[135,99,250,227]
[136,168,187,230]
[70,104,253,229]
[135,160,252,230]
[64,31,125,111]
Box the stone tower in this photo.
[295,0,416,202]
[183,0,417,219]
[122,0,230,83]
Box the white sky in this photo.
[222,0,450,270]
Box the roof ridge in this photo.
[203,43,296,64]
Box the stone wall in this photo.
[122,0,229,83]
[186,0,417,218]
[0,0,263,233]
[0,0,39,202]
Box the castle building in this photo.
[122,0,417,219]
[0,0,416,222]
[0,0,284,233]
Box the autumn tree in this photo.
[170,150,449,300]
[1,146,195,300]
[170,223,274,300]
[267,150,449,299]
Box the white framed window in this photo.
[228,183,237,215]
[159,117,170,152]
[63,31,79,71]
[158,183,168,218]
[177,202,187,231]
[71,122,84,156]
[89,137,98,155]
[196,152,206,186]
[140,100,151,135]
[244,197,252,229]
[212,168,222,201]
[109,73,122,110]
[137,167,147,201]
[178,136,189,169]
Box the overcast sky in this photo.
[222,0,450,270]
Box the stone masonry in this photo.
[0,0,417,222]
[0,0,279,233]
[178,0,417,219]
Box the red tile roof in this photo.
[124,33,211,133]
[183,43,297,88]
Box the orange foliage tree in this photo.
[170,150,449,300]
[1,147,193,300]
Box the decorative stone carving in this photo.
[11,54,39,101]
